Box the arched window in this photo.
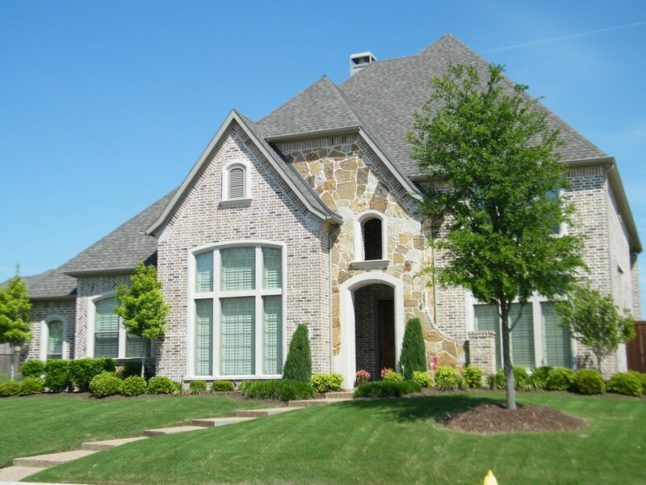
[228,166,246,199]
[47,320,64,360]
[362,218,382,260]
[222,161,251,201]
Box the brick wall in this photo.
[23,299,76,361]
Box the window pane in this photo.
[474,304,501,369]
[263,296,282,374]
[195,300,213,375]
[126,334,151,358]
[262,247,282,289]
[95,297,119,358]
[510,304,535,369]
[363,218,382,260]
[195,252,213,293]
[221,247,255,291]
[229,167,245,199]
[220,297,255,375]
[542,302,572,367]
[47,320,63,359]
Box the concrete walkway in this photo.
[0,391,352,483]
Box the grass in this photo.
[29,392,646,484]
[0,393,268,468]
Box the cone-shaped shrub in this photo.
[282,323,312,383]
[400,318,427,379]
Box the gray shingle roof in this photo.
[22,269,77,299]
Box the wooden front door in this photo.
[377,300,395,372]
[627,322,646,372]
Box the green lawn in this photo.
[0,393,268,468]
[28,392,646,484]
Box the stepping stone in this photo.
[82,436,148,451]
[191,416,255,427]
[236,407,301,418]
[14,449,97,467]
[0,465,48,481]
[143,425,208,437]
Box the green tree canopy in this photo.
[0,276,32,380]
[408,64,585,409]
[555,283,634,372]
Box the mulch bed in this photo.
[443,404,586,433]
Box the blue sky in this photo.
[1,1,645,310]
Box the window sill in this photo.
[349,259,390,270]
[219,198,252,209]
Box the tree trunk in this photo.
[141,340,146,379]
[10,344,16,381]
[500,303,516,410]
[595,351,603,374]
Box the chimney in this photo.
[350,51,377,77]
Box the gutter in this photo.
[64,267,136,278]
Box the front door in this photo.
[377,299,395,371]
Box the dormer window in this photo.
[221,160,252,207]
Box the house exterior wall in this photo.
[276,134,462,370]
[156,122,330,381]
[23,299,76,361]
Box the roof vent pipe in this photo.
[350,52,377,77]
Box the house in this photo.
[21,35,641,387]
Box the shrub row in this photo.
[89,374,182,398]
[0,376,44,397]
[240,379,315,401]
[20,358,117,393]
[353,380,422,398]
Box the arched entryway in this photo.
[335,272,405,389]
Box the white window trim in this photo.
[222,160,252,202]
[466,292,574,370]
[352,210,388,262]
[40,315,69,361]
[86,292,154,360]
[186,240,287,380]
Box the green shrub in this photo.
[147,376,178,395]
[463,366,483,389]
[607,372,642,397]
[19,376,44,395]
[513,367,533,391]
[546,367,576,391]
[189,380,207,394]
[573,369,605,395]
[69,358,117,392]
[282,324,312,383]
[627,371,646,395]
[529,366,552,390]
[118,360,154,380]
[90,372,123,398]
[20,359,45,378]
[241,379,315,401]
[487,370,506,390]
[400,318,427,379]
[311,373,343,393]
[412,370,433,388]
[211,380,234,392]
[434,366,463,390]
[353,380,422,398]
[0,380,21,397]
[120,376,147,397]
[44,360,71,392]
[381,368,404,383]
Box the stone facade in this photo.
[155,122,331,381]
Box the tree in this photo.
[115,262,169,377]
[282,323,312,383]
[555,283,634,372]
[400,318,427,379]
[0,276,32,380]
[408,64,584,409]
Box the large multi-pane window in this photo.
[94,297,151,359]
[474,301,571,370]
[193,245,283,377]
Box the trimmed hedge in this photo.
[353,380,421,398]
[20,359,45,378]
[211,380,234,392]
[529,366,552,390]
[607,372,642,397]
[412,371,433,388]
[19,376,44,395]
[44,360,71,392]
[381,369,404,383]
[0,380,21,397]
[435,366,463,390]
[546,367,575,391]
[627,371,646,395]
[121,376,147,397]
[573,369,605,395]
[241,380,315,401]
[311,373,343,393]
[90,372,123,398]
[147,376,179,395]
[189,380,207,394]
[463,366,483,389]
[69,358,117,392]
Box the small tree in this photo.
[408,64,585,409]
[555,284,634,372]
[282,324,312,383]
[115,262,169,377]
[400,318,427,379]
[0,276,32,380]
